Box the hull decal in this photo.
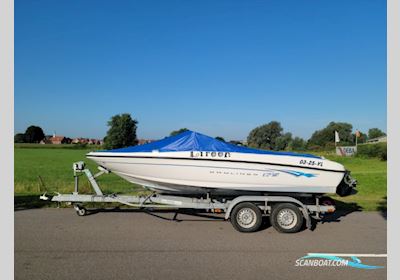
[280,170,317,178]
[96,161,320,179]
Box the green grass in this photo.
[14,148,142,195]
[14,147,387,211]
[322,155,387,211]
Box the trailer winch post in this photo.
[73,175,79,195]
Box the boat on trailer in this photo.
[41,130,357,233]
[86,130,356,197]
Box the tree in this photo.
[230,140,244,146]
[275,132,292,151]
[103,113,138,149]
[170,128,189,136]
[24,125,45,143]
[215,136,225,142]
[368,128,386,139]
[247,121,283,150]
[14,133,26,143]
[308,122,353,147]
[288,137,307,151]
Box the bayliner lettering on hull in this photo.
[190,151,231,158]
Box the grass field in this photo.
[14,147,140,195]
[14,146,387,211]
[317,153,387,211]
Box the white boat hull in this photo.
[87,151,348,196]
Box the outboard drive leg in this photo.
[336,172,357,197]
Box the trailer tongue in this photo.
[40,161,336,233]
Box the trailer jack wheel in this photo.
[74,205,87,216]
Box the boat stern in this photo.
[336,171,357,196]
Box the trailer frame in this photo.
[40,161,336,232]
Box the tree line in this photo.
[102,114,385,151]
[246,121,385,151]
[16,114,386,152]
[14,126,45,143]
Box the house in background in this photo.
[88,139,101,145]
[36,133,102,145]
[39,135,52,144]
[72,138,102,145]
[366,136,387,144]
[72,137,88,144]
[49,134,71,144]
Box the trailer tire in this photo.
[270,203,303,233]
[230,202,262,233]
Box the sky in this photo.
[15,0,387,141]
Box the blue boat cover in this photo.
[104,130,321,159]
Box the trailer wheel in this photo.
[230,202,262,233]
[74,205,87,216]
[270,203,303,233]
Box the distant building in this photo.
[71,138,81,144]
[75,138,88,144]
[88,138,101,145]
[49,135,71,144]
[37,133,101,145]
[72,137,102,145]
[366,136,387,144]
[40,135,52,144]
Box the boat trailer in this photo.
[40,161,336,233]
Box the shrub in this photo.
[307,145,322,151]
[288,137,307,151]
[14,133,26,143]
[73,143,88,149]
[324,142,336,150]
[356,142,387,161]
